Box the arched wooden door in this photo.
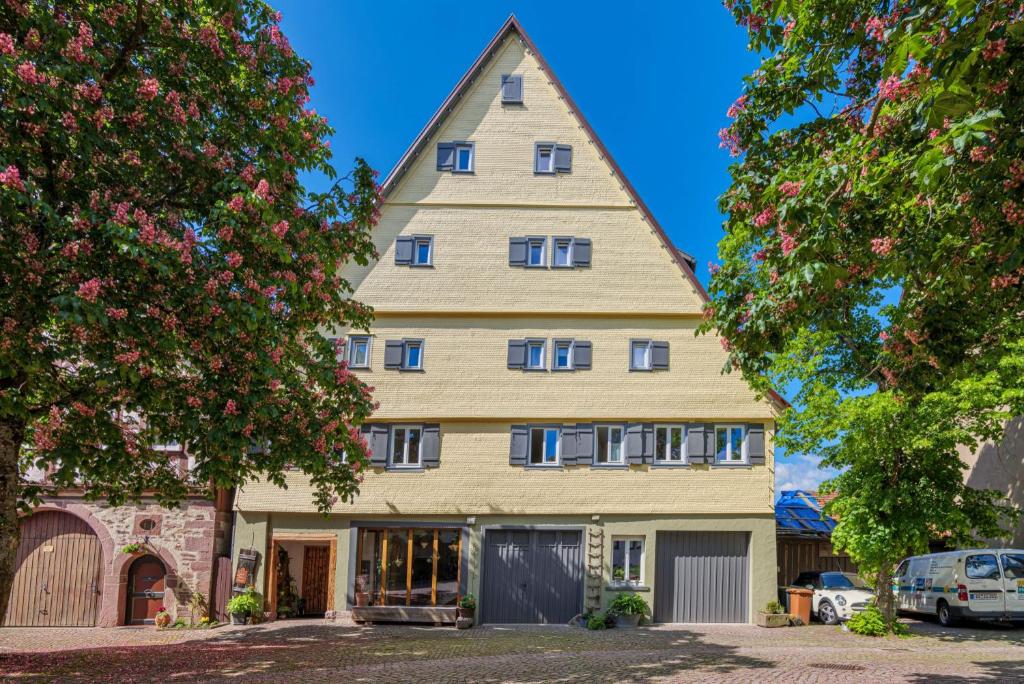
[3,511,103,626]
[127,555,167,624]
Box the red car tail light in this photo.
[957,584,968,601]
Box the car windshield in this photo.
[821,572,871,590]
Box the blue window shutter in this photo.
[501,74,522,103]
[507,339,527,369]
[651,341,670,370]
[554,144,572,172]
[747,423,765,465]
[509,425,528,465]
[573,238,591,267]
[573,340,592,369]
[509,237,527,266]
[436,142,455,171]
[394,237,413,265]
[362,424,389,467]
[383,340,403,369]
[686,424,706,464]
[560,425,577,465]
[626,423,644,465]
[422,424,441,468]
[575,424,594,465]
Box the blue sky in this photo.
[274,0,834,494]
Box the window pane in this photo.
[385,529,408,605]
[655,428,667,461]
[730,428,743,461]
[457,147,472,170]
[966,554,1000,579]
[609,427,623,463]
[628,539,643,583]
[555,344,570,368]
[544,428,559,462]
[405,343,421,369]
[537,147,553,172]
[670,427,684,460]
[530,428,544,464]
[596,427,609,464]
[716,428,729,461]
[612,539,626,582]
[416,241,431,264]
[631,342,649,369]
[528,343,544,368]
[356,529,383,606]
[436,529,460,606]
[392,429,407,464]
[1001,554,1024,579]
[554,241,571,266]
[410,529,434,606]
[407,428,421,465]
[351,340,368,366]
[528,241,544,265]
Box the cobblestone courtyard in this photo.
[1,618,1022,683]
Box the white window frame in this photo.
[714,424,748,464]
[390,425,423,468]
[525,339,546,370]
[347,335,372,369]
[552,339,574,371]
[529,426,560,466]
[535,143,555,174]
[412,236,433,266]
[526,237,547,268]
[454,142,474,173]
[594,425,625,466]
[552,237,574,268]
[654,424,687,463]
[402,339,423,370]
[611,536,645,586]
[630,339,653,371]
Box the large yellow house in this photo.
[232,15,785,625]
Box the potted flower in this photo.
[756,600,789,628]
[154,606,171,628]
[226,587,263,625]
[456,593,476,620]
[608,592,649,628]
[121,543,143,556]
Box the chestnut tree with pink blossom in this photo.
[0,1,380,618]
[705,0,1024,627]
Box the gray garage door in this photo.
[654,531,749,623]
[480,529,583,624]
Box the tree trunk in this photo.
[875,561,898,630]
[0,417,25,624]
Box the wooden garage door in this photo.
[3,511,103,627]
[654,531,749,623]
[480,529,583,624]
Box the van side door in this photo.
[893,560,910,612]
[999,553,1024,617]
[964,553,1006,615]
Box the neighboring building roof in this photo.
[776,490,837,538]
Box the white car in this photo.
[792,571,875,624]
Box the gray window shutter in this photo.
[652,341,670,370]
[394,237,413,265]
[436,142,455,170]
[384,340,404,369]
[509,425,528,466]
[641,423,655,463]
[686,424,707,464]
[747,423,765,465]
[509,237,527,266]
[573,238,591,267]
[501,74,522,103]
[704,423,717,462]
[554,144,572,172]
[626,423,644,465]
[572,340,592,369]
[507,339,526,369]
[575,423,594,466]
[560,425,577,465]
[422,423,441,468]
[362,424,389,467]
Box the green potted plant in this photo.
[608,592,650,628]
[226,587,263,625]
[756,600,789,628]
[456,593,476,620]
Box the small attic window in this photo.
[501,74,523,103]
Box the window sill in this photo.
[651,461,690,468]
[524,464,561,469]
[398,367,425,373]
[551,367,576,372]
[629,367,653,373]
[408,263,434,269]
[606,584,650,592]
[593,463,628,469]
[386,466,426,473]
[712,462,752,468]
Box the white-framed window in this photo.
[594,425,625,465]
[611,536,645,585]
[535,143,555,174]
[529,426,560,465]
[412,237,433,266]
[715,425,747,463]
[526,339,546,370]
[630,339,652,371]
[654,425,686,463]
[390,426,423,468]
[553,339,573,370]
[552,237,573,267]
[527,237,546,267]
[348,335,372,369]
[402,340,423,370]
[454,143,474,173]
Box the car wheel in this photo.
[937,600,957,627]
[818,600,839,625]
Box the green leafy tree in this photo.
[705,0,1024,628]
[0,1,379,619]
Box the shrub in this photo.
[458,593,476,611]
[763,600,786,615]
[608,592,650,616]
[188,591,209,625]
[120,543,142,555]
[847,605,908,636]
[586,612,609,630]
[226,587,263,616]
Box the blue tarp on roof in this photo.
[776,490,836,537]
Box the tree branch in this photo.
[102,0,148,84]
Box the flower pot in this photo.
[154,613,171,628]
[355,592,370,607]
[756,612,790,628]
[230,612,249,626]
[455,616,474,630]
[456,606,475,620]
[615,613,641,628]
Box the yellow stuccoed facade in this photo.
[234,23,782,625]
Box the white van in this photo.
[894,549,1024,626]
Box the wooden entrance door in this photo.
[127,555,167,624]
[3,511,103,627]
[302,546,330,615]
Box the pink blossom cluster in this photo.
[62,21,93,63]
[137,78,160,101]
[16,61,44,85]
[114,350,141,365]
[871,236,895,256]
[726,94,748,118]
[77,278,102,302]
[753,206,776,228]
[271,220,289,238]
[969,146,992,163]
[0,32,15,55]
[1003,200,1024,225]
[778,180,803,197]
[877,75,907,101]
[982,38,1006,61]
[223,400,239,416]
[865,16,886,41]
[0,165,24,191]
[778,227,797,256]
[1004,160,1024,190]
[718,126,743,157]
